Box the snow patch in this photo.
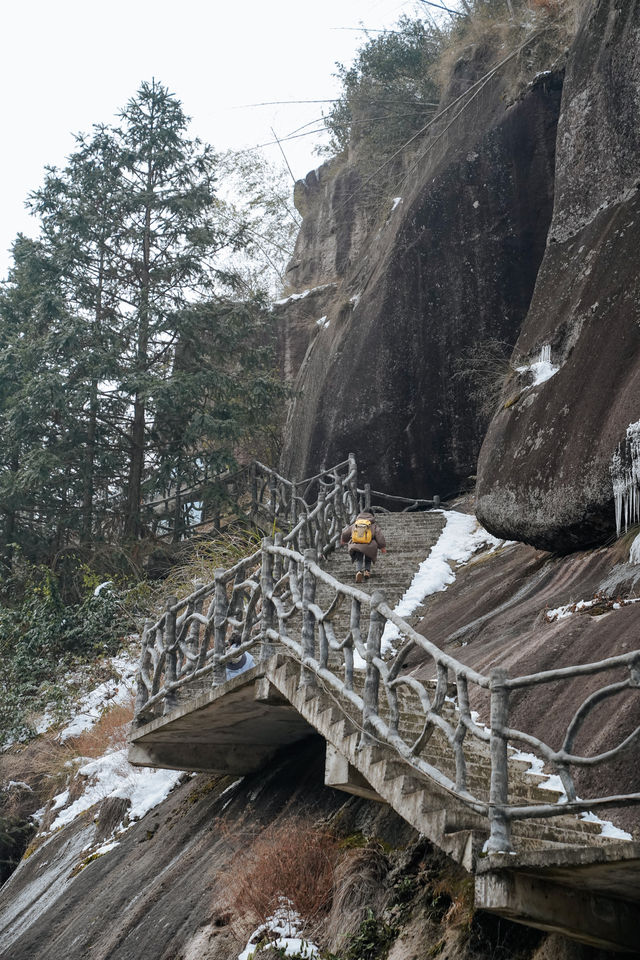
[47,747,181,835]
[57,650,138,742]
[517,344,559,388]
[272,283,335,307]
[378,511,506,653]
[391,196,403,211]
[513,754,632,840]
[509,750,545,777]
[93,580,113,597]
[630,533,640,564]
[316,315,329,329]
[546,596,640,621]
[238,902,319,960]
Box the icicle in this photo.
[539,344,551,365]
[610,421,640,536]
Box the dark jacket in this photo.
[340,512,386,562]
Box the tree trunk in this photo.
[124,109,155,540]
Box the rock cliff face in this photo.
[476,0,640,552]
[277,71,562,498]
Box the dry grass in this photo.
[225,817,340,930]
[0,695,134,823]
[433,0,581,101]
[142,528,261,617]
[66,696,134,758]
[325,842,391,951]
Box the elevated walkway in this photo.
[129,459,640,953]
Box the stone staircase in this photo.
[130,507,640,951]
[261,657,612,868]
[312,515,619,858]
[315,510,447,634]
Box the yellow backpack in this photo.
[352,518,373,544]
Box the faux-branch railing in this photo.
[134,456,640,853]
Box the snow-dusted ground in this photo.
[45,749,182,835]
[31,646,182,854]
[57,649,138,741]
[238,902,319,960]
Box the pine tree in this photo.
[1,79,284,563]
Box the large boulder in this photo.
[277,71,562,498]
[476,0,640,552]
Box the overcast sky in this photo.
[0,0,443,279]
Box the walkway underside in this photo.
[130,654,640,953]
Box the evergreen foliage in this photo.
[0,80,285,569]
[0,570,122,747]
[323,16,442,159]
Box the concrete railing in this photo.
[134,457,640,853]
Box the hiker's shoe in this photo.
[364,570,371,579]
[355,571,363,583]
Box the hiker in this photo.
[340,511,387,583]
[225,634,256,680]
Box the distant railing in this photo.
[134,455,640,854]
[357,484,441,513]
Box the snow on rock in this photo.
[391,196,403,212]
[545,595,640,621]
[516,344,559,388]
[377,511,506,655]
[47,747,182,836]
[630,533,640,564]
[272,283,336,307]
[316,315,330,329]
[611,419,640,535]
[238,903,319,960]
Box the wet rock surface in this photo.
[278,72,562,499]
[477,0,640,552]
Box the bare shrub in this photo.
[325,842,391,951]
[226,817,340,929]
[453,339,518,419]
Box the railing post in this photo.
[163,597,178,715]
[260,537,276,662]
[364,483,371,512]
[486,667,513,853]
[186,582,204,673]
[360,590,385,746]
[134,619,153,720]
[345,598,360,691]
[273,531,283,584]
[348,451,358,517]
[250,461,258,518]
[299,548,317,690]
[212,571,227,686]
[290,481,298,529]
[433,494,441,508]
[316,485,326,559]
[269,474,277,527]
